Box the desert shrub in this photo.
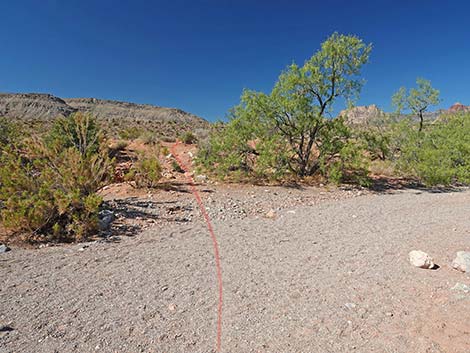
[0,115,113,243]
[0,117,21,150]
[179,131,197,144]
[172,160,185,173]
[161,136,176,143]
[139,131,158,145]
[108,140,129,159]
[118,126,144,140]
[396,113,470,186]
[125,149,162,188]
[46,112,101,156]
[109,140,128,151]
[161,146,170,156]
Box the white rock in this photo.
[452,251,470,273]
[409,250,435,269]
[194,174,207,183]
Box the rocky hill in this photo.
[448,102,470,113]
[0,93,210,138]
[339,104,457,127]
[0,93,75,120]
[339,105,386,125]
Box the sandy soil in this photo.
[1,185,470,353]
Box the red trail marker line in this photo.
[170,142,223,352]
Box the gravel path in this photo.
[1,188,470,352]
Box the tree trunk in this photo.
[418,112,424,132]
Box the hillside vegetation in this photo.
[1,33,470,244]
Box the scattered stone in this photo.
[409,250,435,269]
[265,209,276,219]
[194,174,207,183]
[161,285,169,292]
[451,283,470,293]
[344,303,356,310]
[168,303,177,312]
[452,251,470,273]
[98,210,115,230]
[0,244,11,253]
[77,245,89,252]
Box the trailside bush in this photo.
[0,115,113,243]
[179,131,198,144]
[125,148,162,188]
[46,112,101,156]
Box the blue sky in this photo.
[1,0,469,121]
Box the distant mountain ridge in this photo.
[339,103,468,126]
[0,92,209,137]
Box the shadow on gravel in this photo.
[369,177,466,194]
[102,197,194,237]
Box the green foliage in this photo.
[126,148,162,188]
[0,117,21,150]
[46,112,101,156]
[139,131,158,145]
[171,160,185,173]
[179,131,198,144]
[0,116,113,243]
[197,33,372,184]
[118,126,144,140]
[392,78,440,132]
[396,113,470,186]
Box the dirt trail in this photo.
[1,188,470,352]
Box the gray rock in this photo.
[98,210,115,230]
[409,250,435,269]
[451,283,470,293]
[452,251,470,273]
[0,244,11,253]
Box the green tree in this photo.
[200,33,372,181]
[392,78,440,132]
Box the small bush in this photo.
[172,160,185,173]
[0,115,113,243]
[161,136,176,143]
[118,126,144,140]
[46,112,101,156]
[139,131,158,145]
[0,117,21,150]
[161,146,170,157]
[109,140,128,151]
[179,131,197,144]
[126,149,162,188]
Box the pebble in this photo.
[265,209,276,219]
[0,244,11,253]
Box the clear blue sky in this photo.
[1,0,469,121]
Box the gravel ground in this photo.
[1,187,470,352]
